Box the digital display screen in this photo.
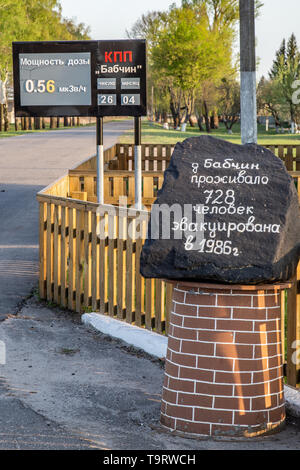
[19,52,91,106]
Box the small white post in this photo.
[134,116,142,210]
[96,117,104,204]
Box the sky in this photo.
[60,0,300,80]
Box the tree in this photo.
[257,76,284,128]
[181,0,263,29]
[268,34,300,129]
[128,1,253,130]
[0,0,91,131]
[151,5,235,127]
[217,77,240,132]
[62,17,91,40]
[126,11,171,123]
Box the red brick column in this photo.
[161,281,291,438]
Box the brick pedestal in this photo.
[161,281,291,438]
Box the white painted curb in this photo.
[284,385,300,419]
[82,313,168,359]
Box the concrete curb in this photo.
[81,312,168,359]
[284,385,300,419]
[82,312,300,420]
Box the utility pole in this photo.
[239,0,257,144]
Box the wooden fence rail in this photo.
[68,143,300,172]
[68,170,164,206]
[37,195,172,335]
[107,143,300,172]
[108,143,175,171]
[37,142,300,387]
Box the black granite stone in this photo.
[140,136,300,284]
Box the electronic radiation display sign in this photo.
[13,40,147,117]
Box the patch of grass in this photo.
[119,120,300,146]
[45,300,57,309]
[82,306,93,313]
[59,347,80,356]
[0,116,131,139]
[0,122,96,139]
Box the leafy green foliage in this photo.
[267,34,300,124]
[128,1,241,128]
[0,0,91,80]
[151,6,232,91]
[217,77,240,131]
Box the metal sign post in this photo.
[96,116,104,204]
[134,116,142,210]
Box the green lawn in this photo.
[0,122,97,139]
[4,118,300,145]
[119,120,300,146]
[0,116,132,139]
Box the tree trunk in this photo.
[1,74,9,131]
[229,117,238,130]
[184,109,190,124]
[189,117,195,127]
[169,87,183,129]
[223,116,238,132]
[213,111,219,129]
[290,104,296,133]
[3,104,9,131]
[198,118,204,131]
[34,117,41,130]
[195,111,204,131]
[170,99,179,129]
[184,91,195,125]
[203,101,210,133]
[0,104,3,132]
[56,117,60,128]
[290,104,295,124]
[223,118,230,130]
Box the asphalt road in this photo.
[0,121,131,319]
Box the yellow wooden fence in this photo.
[37,196,172,335]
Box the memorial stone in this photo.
[140,136,300,284]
